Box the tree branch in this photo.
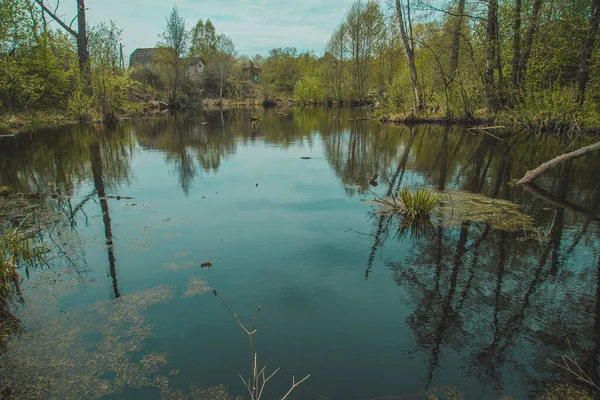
[34,0,78,37]
[423,4,487,22]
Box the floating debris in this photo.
[300,156,312,160]
[200,261,213,269]
[436,191,537,232]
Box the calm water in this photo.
[1,108,600,400]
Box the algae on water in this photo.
[436,191,537,232]
[0,272,227,400]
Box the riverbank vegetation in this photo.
[3,0,600,133]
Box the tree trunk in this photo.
[511,0,522,89]
[577,0,600,105]
[77,0,91,94]
[485,0,499,111]
[517,140,600,184]
[518,0,543,84]
[395,0,422,112]
[35,0,90,94]
[449,0,465,81]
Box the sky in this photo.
[53,0,360,59]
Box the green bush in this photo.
[294,76,326,105]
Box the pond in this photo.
[1,108,600,400]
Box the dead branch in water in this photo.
[212,289,310,399]
[516,140,600,184]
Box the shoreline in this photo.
[2,102,599,137]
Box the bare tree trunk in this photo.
[485,0,499,111]
[518,0,543,84]
[517,140,600,184]
[577,0,600,105]
[511,0,522,89]
[77,0,91,93]
[35,0,91,94]
[395,0,422,112]
[449,0,465,81]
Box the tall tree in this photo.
[577,0,600,104]
[395,0,423,111]
[156,6,189,105]
[484,0,499,111]
[511,0,522,89]
[517,0,543,85]
[35,0,91,93]
[449,0,465,81]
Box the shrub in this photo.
[294,76,326,105]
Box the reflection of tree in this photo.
[347,123,600,396]
[90,141,120,298]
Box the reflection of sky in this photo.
[50,0,357,58]
[5,111,600,400]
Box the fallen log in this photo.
[516,140,600,185]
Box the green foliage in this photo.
[294,76,326,104]
[67,89,93,121]
[398,186,442,220]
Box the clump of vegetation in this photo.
[0,219,49,303]
[436,191,537,233]
[537,383,594,400]
[368,186,442,222]
[398,186,442,220]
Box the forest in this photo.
[2,0,600,133]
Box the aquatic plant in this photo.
[0,217,50,303]
[398,186,442,221]
[212,289,310,400]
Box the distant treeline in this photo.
[2,0,600,131]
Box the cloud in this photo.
[81,0,356,57]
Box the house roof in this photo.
[130,48,158,58]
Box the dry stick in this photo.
[516,140,600,184]
[467,126,504,140]
[281,375,312,400]
[213,289,309,399]
[549,338,600,391]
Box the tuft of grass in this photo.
[398,186,442,221]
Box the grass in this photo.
[0,216,50,302]
[398,186,442,221]
[0,110,76,135]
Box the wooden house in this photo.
[242,61,261,82]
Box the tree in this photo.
[484,0,500,111]
[345,0,384,99]
[156,6,190,105]
[449,0,465,82]
[191,18,217,59]
[206,34,236,100]
[577,0,600,104]
[35,0,91,94]
[395,0,423,111]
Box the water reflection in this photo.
[1,109,600,399]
